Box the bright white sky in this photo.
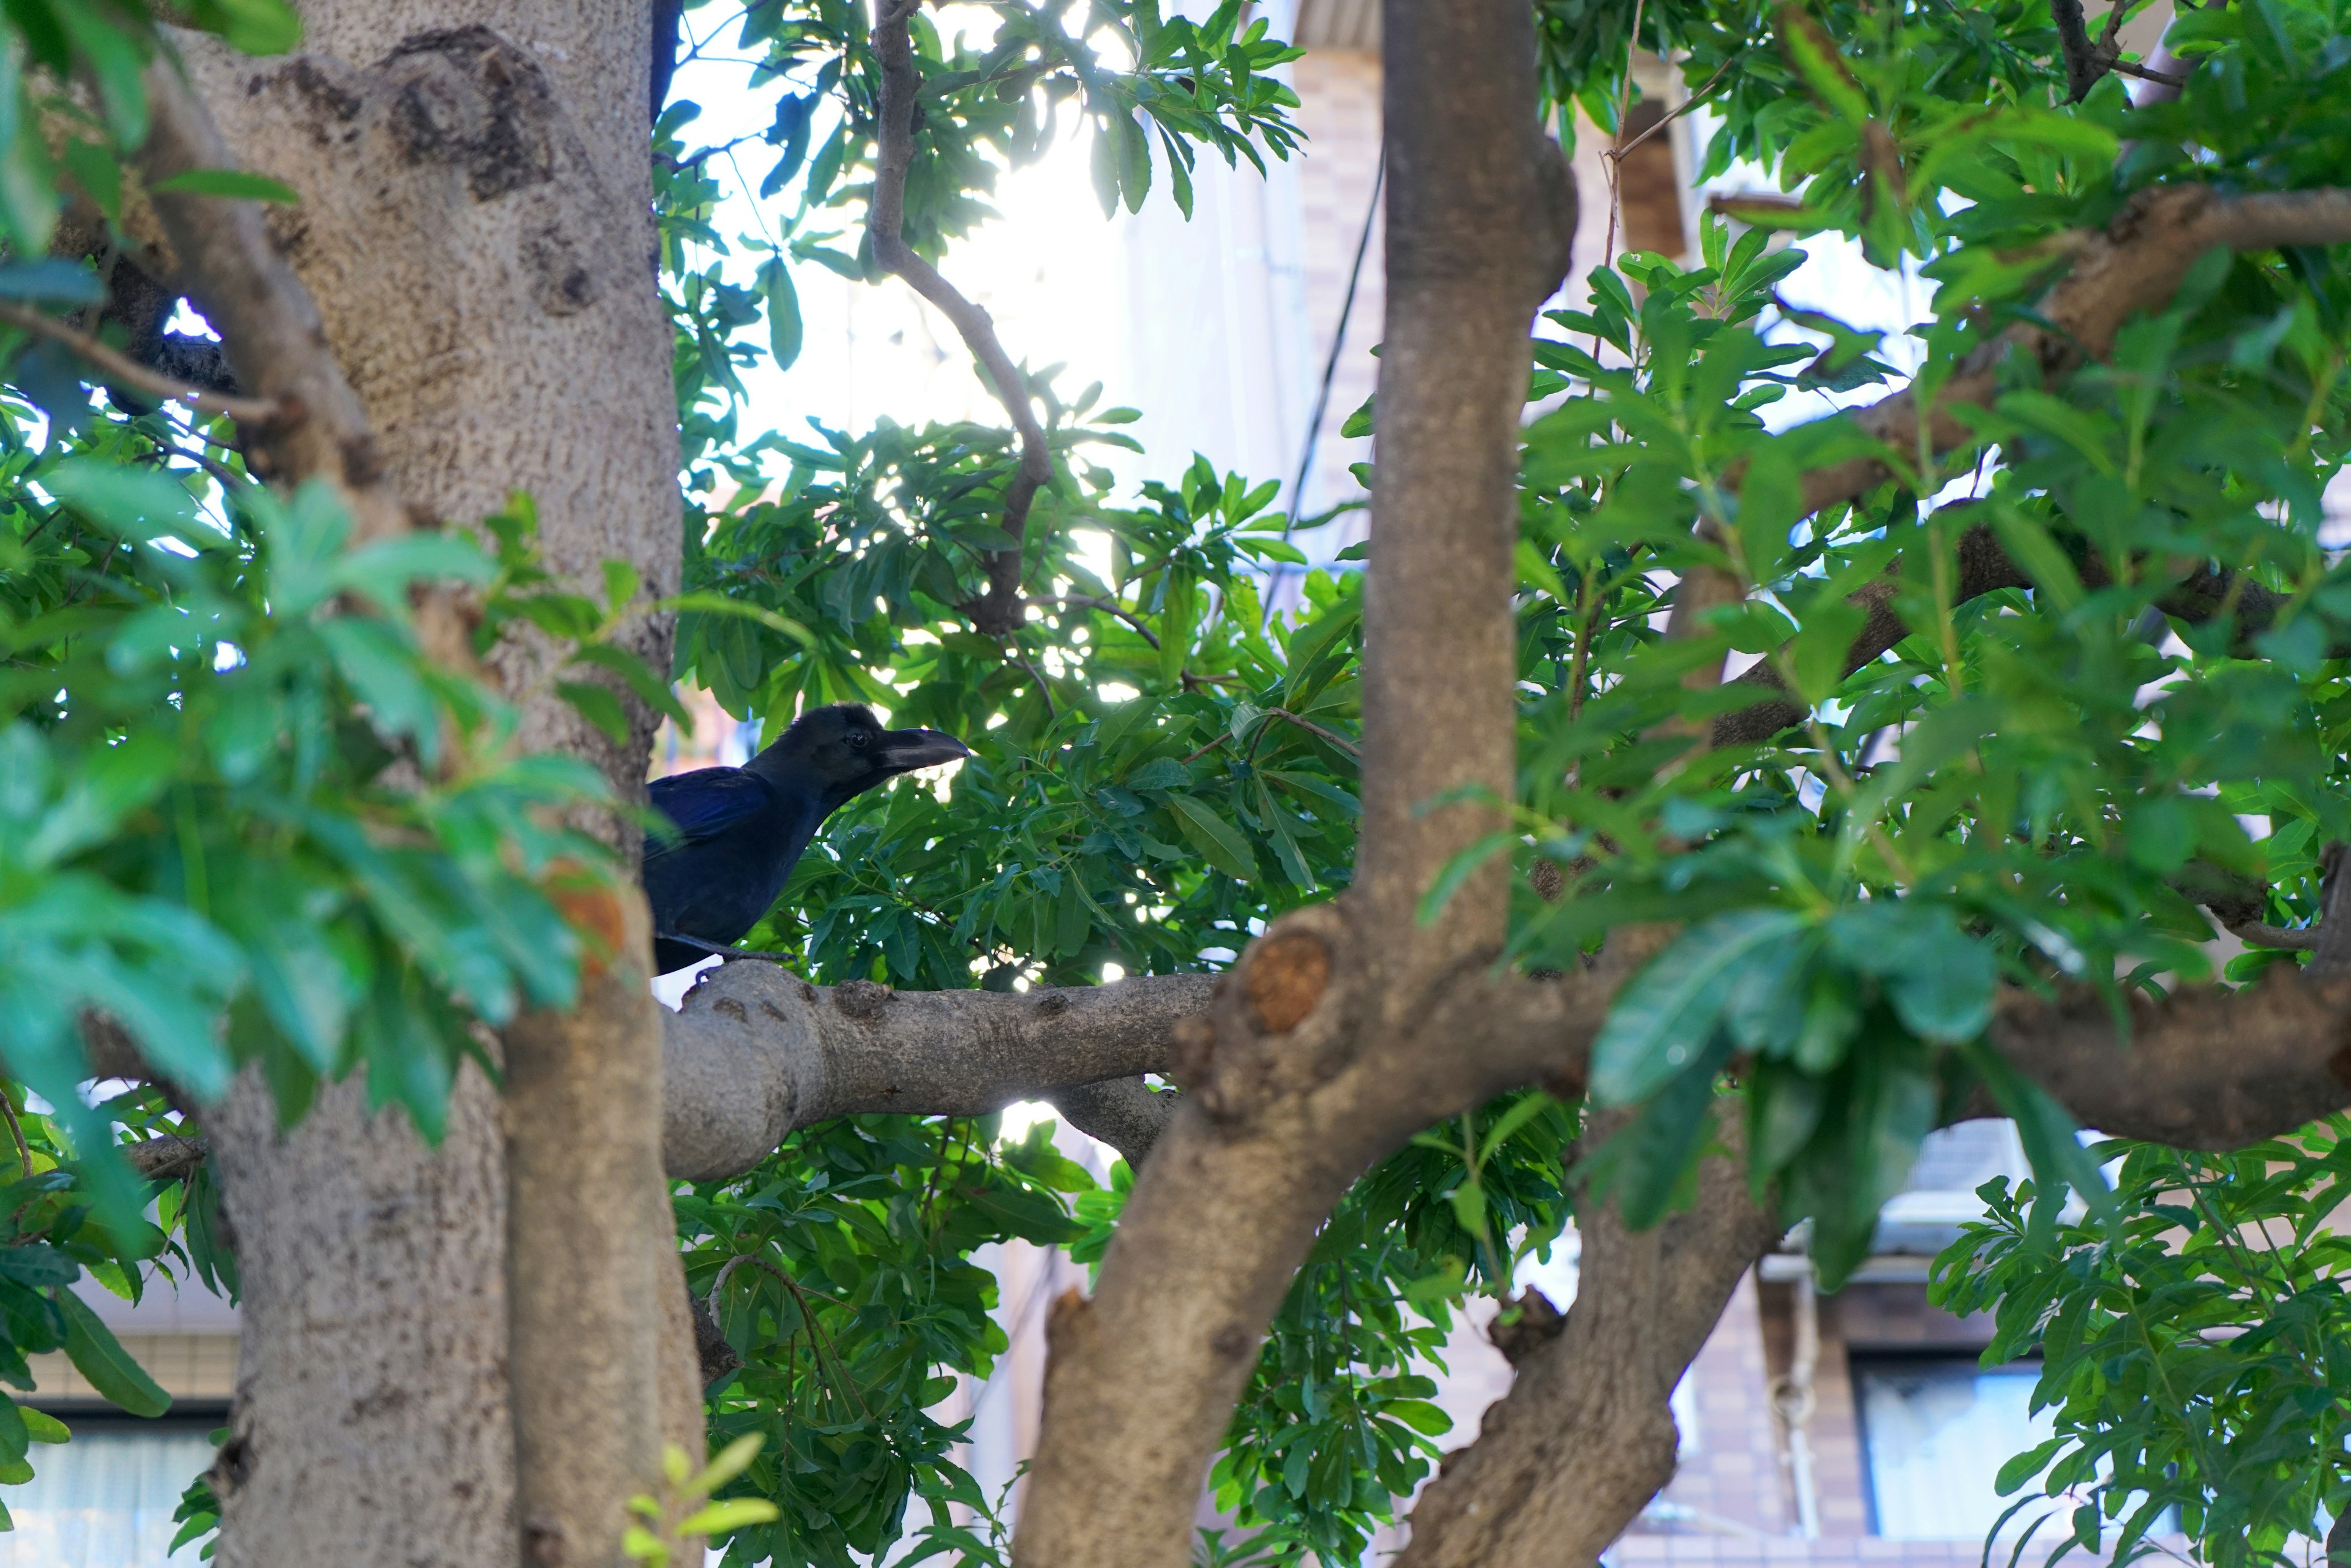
[667,6,1136,476]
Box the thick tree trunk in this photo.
[1010,9,1575,1560]
[175,5,681,1564]
[207,1068,514,1567]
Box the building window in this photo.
[0,1408,222,1568]
[1855,1358,2050,1540]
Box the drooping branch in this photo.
[1049,1076,1180,1168]
[661,962,1213,1180]
[0,300,280,422]
[1398,1106,1774,1568]
[135,58,411,549]
[867,0,1052,637]
[1787,186,2351,524]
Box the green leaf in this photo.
[761,257,804,373]
[677,1499,782,1538]
[146,168,301,204]
[1777,2,1873,124]
[55,1288,170,1417]
[1787,597,1865,705]
[1164,793,1256,880]
[557,680,632,745]
[662,591,816,647]
[0,258,102,303]
[689,1433,765,1493]
[1114,111,1151,214]
[187,0,303,53]
[1382,1399,1452,1437]
[1477,1092,1558,1165]
[1592,910,1812,1104]
[0,1243,78,1288]
[44,460,200,542]
[0,1397,26,1469]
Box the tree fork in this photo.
[1013,6,1575,1557]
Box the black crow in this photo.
[644,702,969,975]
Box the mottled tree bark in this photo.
[206,1067,514,1568]
[156,6,681,1564]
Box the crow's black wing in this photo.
[644,767,776,861]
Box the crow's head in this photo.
[756,702,970,808]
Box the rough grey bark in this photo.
[1049,1076,1179,1168]
[1398,1108,1774,1568]
[146,7,682,1566]
[205,1067,514,1568]
[661,964,1210,1179]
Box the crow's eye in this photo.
[846,731,870,749]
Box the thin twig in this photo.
[1266,707,1360,757]
[705,1250,869,1417]
[1183,707,1360,765]
[0,302,282,422]
[2096,0,2130,53]
[0,1095,29,1178]
[1592,0,1649,349]
[1012,653,1058,720]
[1049,595,1159,648]
[2108,57,2186,86]
[662,132,761,172]
[1609,53,1735,167]
[869,0,1052,636]
[2230,920,2322,953]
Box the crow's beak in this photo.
[879,728,972,773]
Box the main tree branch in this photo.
[661,962,1210,1179]
[1789,185,2351,522]
[867,0,1052,637]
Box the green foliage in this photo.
[648,0,2351,1559]
[0,0,298,263]
[1498,62,2351,1289]
[0,431,631,1160]
[680,1114,1098,1567]
[691,445,1362,989]
[1935,1125,2351,1564]
[0,1081,235,1518]
[624,1436,781,1564]
[14,0,2351,1559]
[1207,1091,1577,1561]
[654,0,1299,429]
